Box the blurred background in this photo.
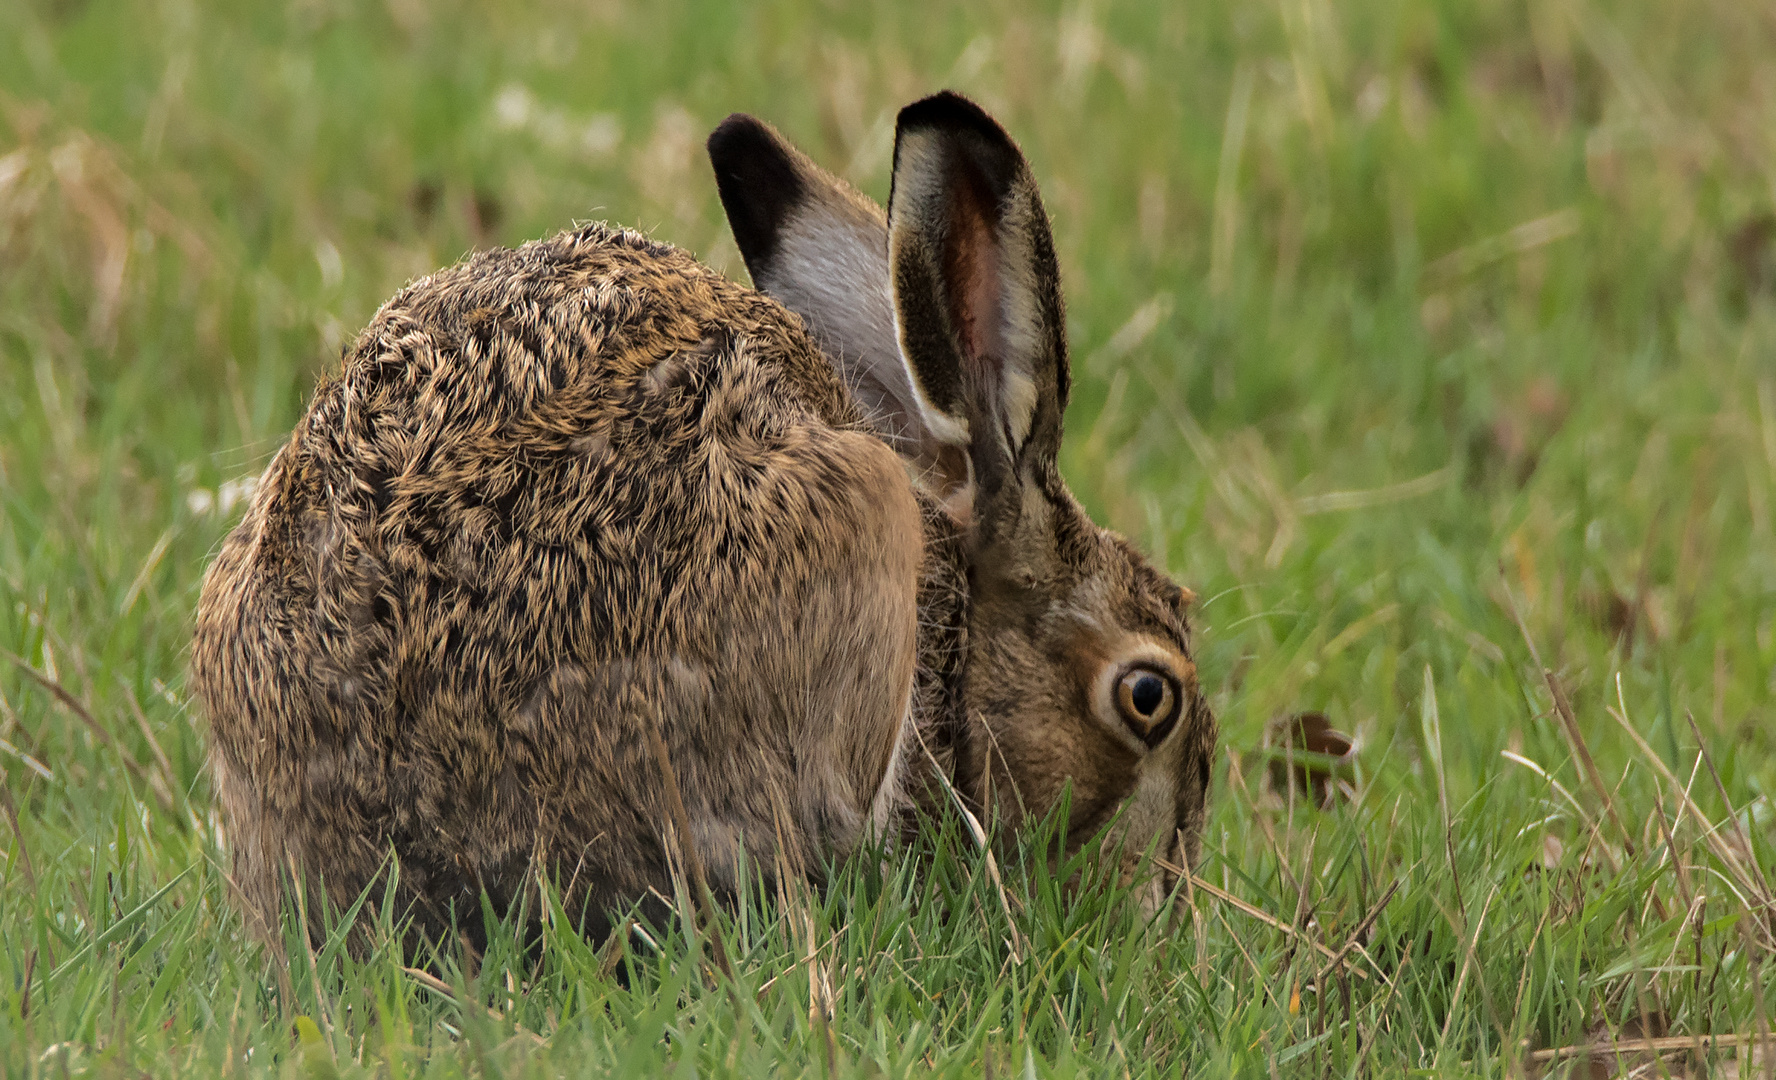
[5,0,1774,769]
[5,0,1776,1070]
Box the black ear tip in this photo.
[892,92,1026,197]
[707,113,775,165]
[894,90,1009,144]
[706,113,807,274]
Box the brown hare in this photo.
[191,91,1215,949]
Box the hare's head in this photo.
[710,92,1215,887]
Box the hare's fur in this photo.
[192,94,1215,947]
[196,225,928,941]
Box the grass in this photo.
[3,0,1776,1074]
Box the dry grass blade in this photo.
[1294,464,1455,515]
[1425,208,1581,284]
[1498,582,1639,862]
[118,678,175,782]
[765,791,837,1072]
[638,704,739,985]
[1176,829,1211,982]
[1545,669,1636,855]
[1208,61,1254,300]
[1288,830,1316,957]
[1314,878,1400,983]
[1420,666,1473,936]
[1436,882,1499,1062]
[1651,791,1697,915]
[912,722,1025,961]
[118,527,172,617]
[1152,860,1370,982]
[401,966,546,1045]
[1420,666,1451,831]
[753,929,839,995]
[1684,710,1776,925]
[2,648,164,802]
[1499,750,1589,823]
[1207,901,1271,1003]
[1,781,37,893]
[1526,1031,1762,1063]
[0,727,55,783]
[285,851,331,1031]
[19,950,34,1021]
[1606,695,1775,935]
[1222,750,1312,927]
[595,916,630,982]
[118,677,179,812]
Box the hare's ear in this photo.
[887,92,1068,533]
[708,115,958,487]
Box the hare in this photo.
[191,91,1215,949]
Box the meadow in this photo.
[3,0,1775,1074]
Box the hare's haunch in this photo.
[192,92,1215,946]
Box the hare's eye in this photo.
[1128,673,1165,714]
[1115,665,1180,746]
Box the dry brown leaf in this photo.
[1261,712,1357,808]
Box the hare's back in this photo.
[273,221,903,671]
[307,222,860,473]
[196,224,920,924]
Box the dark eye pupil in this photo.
[1130,674,1165,715]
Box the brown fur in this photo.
[192,93,1215,947]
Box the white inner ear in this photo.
[770,198,973,514]
[888,305,971,450]
[990,197,1048,453]
[884,129,975,451]
[769,213,906,418]
[890,310,976,524]
[997,366,1038,450]
[762,177,969,444]
[889,129,1049,458]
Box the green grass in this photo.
[4,0,1776,1074]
